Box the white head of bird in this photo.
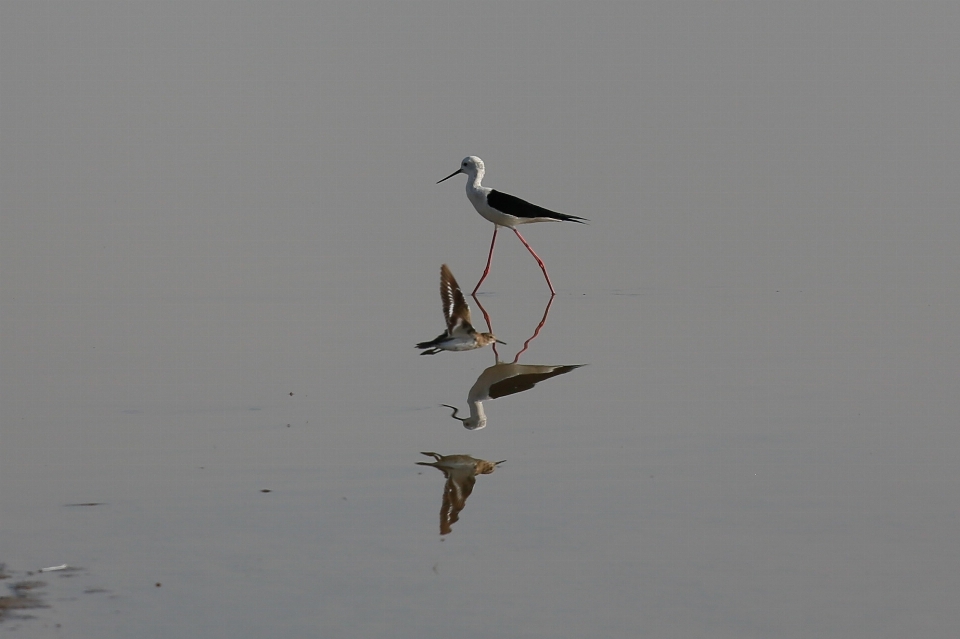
[437,156,485,186]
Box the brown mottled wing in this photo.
[440,264,474,335]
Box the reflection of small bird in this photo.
[438,156,587,295]
[416,265,505,355]
[417,452,505,535]
[444,363,584,430]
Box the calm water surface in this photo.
[2,3,960,638]
[3,284,957,638]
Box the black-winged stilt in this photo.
[437,156,587,295]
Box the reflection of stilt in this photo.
[417,452,505,535]
[471,293,554,363]
[444,363,584,430]
[444,292,582,430]
[510,294,554,363]
[471,291,499,358]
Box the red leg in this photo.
[472,226,499,295]
[472,294,494,333]
[513,228,556,295]
[471,294,500,360]
[512,294,555,363]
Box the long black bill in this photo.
[442,404,467,424]
[437,168,463,184]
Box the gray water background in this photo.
[2,2,959,637]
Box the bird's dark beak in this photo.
[437,168,464,184]
[495,339,507,345]
[442,404,467,424]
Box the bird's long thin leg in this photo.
[512,228,556,295]
[472,293,494,332]
[512,294,555,363]
[471,294,500,360]
[472,226,499,295]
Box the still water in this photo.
[3,280,958,638]
[3,3,960,638]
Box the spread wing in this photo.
[440,264,474,334]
